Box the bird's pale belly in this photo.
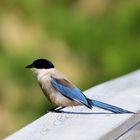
[41,82,79,106]
[47,90,80,106]
[38,75,80,106]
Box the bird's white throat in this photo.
[31,68,55,79]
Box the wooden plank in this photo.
[4,70,140,140]
[117,121,140,140]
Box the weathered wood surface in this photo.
[5,70,140,140]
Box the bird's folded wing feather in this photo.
[51,75,90,107]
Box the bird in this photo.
[25,58,132,113]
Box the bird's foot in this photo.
[51,110,64,113]
[49,106,65,113]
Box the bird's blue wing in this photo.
[51,78,91,108]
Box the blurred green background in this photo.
[0,0,140,138]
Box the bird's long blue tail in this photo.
[87,99,133,113]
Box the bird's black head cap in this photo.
[26,58,54,69]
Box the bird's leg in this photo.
[54,106,66,113]
[49,106,58,112]
[49,106,65,113]
[55,106,65,111]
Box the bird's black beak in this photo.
[25,64,33,68]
